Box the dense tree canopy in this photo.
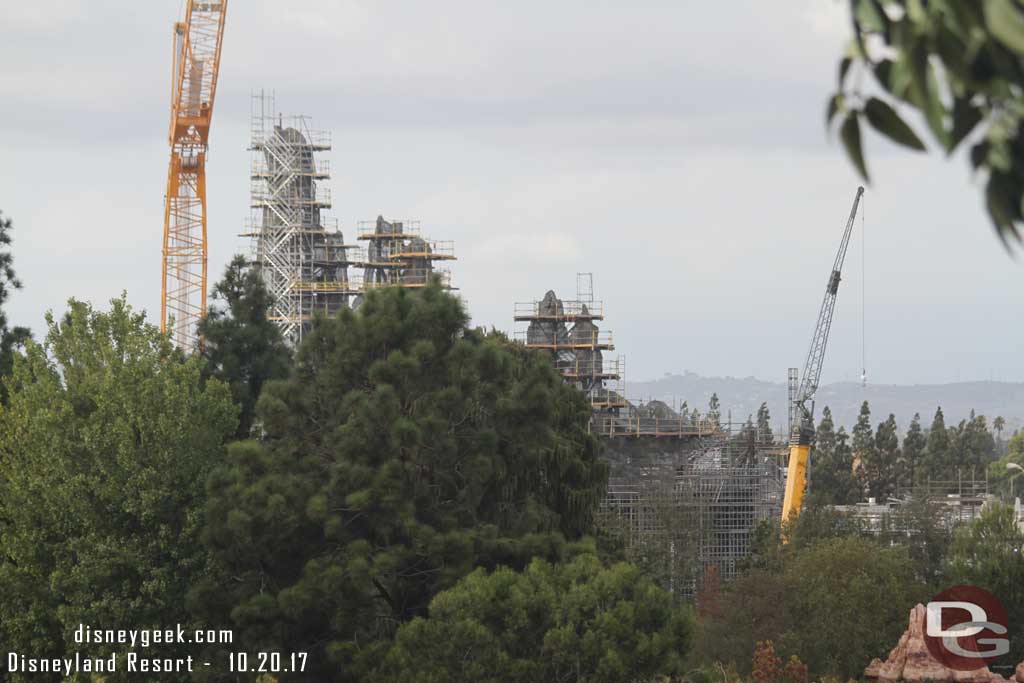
[808,407,859,505]
[197,255,291,438]
[377,551,691,683]
[946,503,1024,664]
[192,283,608,681]
[0,211,30,404]
[0,297,237,681]
[699,535,926,680]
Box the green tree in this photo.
[901,412,926,487]
[698,536,925,680]
[377,552,691,683]
[959,412,996,473]
[946,503,1024,663]
[0,297,237,682]
[808,407,858,505]
[851,400,874,499]
[882,495,953,589]
[864,413,899,500]
[709,392,721,426]
[829,1,1024,243]
[995,415,1007,444]
[198,255,291,438]
[192,284,609,682]
[0,211,30,404]
[922,406,950,481]
[988,430,1024,498]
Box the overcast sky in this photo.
[1,1,1021,389]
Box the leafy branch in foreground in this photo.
[830,0,1024,244]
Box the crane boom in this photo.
[161,1,227,348]
[781,186,864,524]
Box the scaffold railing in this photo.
[250,184,332,208]
[251,157,330,179]
[388,239,456,260]
[514,299,605,321]
[360,268,453,289]
[554,356,622,380]
[357,219,421,239]
[593,415,725,438]
[515,328,614,350]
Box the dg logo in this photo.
[925,585,1010,670]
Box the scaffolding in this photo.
[600,430,784,595]
[355,217,457,291]
[246,91,357,345]
[514,274,624,411]
[833,471,994,532]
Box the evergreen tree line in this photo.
[1,215,1023,681]
[0,223,691,683]
[808,401,1022,505]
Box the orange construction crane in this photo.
[161,1,227,348]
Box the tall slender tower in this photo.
[162,0,227,348]
[246,92,356,345]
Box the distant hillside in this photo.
[627,372,1024,434]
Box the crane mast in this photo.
[781,186,865,523]
[161,1,227,348]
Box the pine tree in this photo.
[995,416,1007,456]
[808,407,861,505]
[809,407,837,504]
[923,407,950,482]
[868,414,899,500]
[0,211,30,404]
[833,426,858,503]
[851,401,875,500]
[901,413,926,488]
[192,284,609,682]
[197,256,291,438]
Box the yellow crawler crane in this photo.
[781,186,865,525]
[161,1,227,348]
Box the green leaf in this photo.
[873,59,894,93]
[839,57,853,85]
[949,97,983,153]
[968,140,987,171]
[855,0,888,33]
[840,111,870,182]
[864,97,927,151]
[906,43,949,148]
[984,0,1024,54]
[826,94,844,127]
[985,172,1021,240]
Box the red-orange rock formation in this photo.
[864,604,1008,683]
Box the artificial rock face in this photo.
[864,604,1009,683]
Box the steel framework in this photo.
[162,0,227,348]
[600,436,784,595]
[246,92,357,345]
[515,274,625,411]
[355,217,456,292]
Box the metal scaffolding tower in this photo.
[514,274,625,411]
[246,91,358,345]
[355,217,456,291]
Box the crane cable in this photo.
[861,194,867,388]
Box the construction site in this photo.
[155,1,1018,605]
[514,275,787,593]
[239,92,458,345]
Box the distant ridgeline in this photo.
[629,372,1024,434]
